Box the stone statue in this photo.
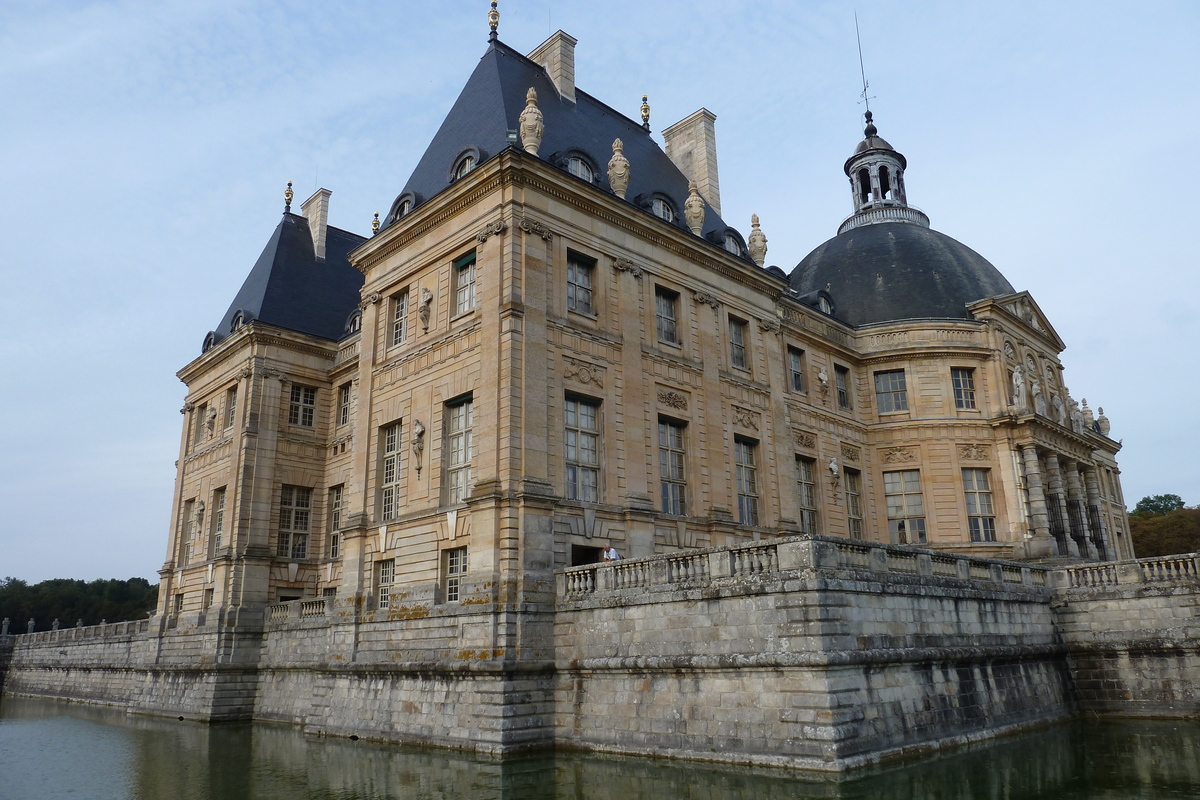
[418,287,433,332]
[817,366,829,392]
[828,457,839,478]
[1031,377,1046,416]
[1011,366,1026,410]
[411,420,426,474]
[747,214,768,266]
[518,87,543,156]
[684,181,705,235]
[1052,393,1066,425]
[28,618,35,634]
[607,139,630,199]
[1097,407,1111,437]
[1,618,9,636]
[1068,397,1083,433]
[205,405,218,438]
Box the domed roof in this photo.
[789,221,1014,327]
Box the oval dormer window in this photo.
[397,199,411,217]
[455,155,475,179]
[723,234,741,255]
[819,296,832,314]
[567,157,593,182]
[230,311,245,331]
[652,197,674,223]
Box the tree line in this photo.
[0,577,157,633]
[1129,494,1200,558]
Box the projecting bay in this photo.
[2,696,1200,799]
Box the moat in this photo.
[3,696,1199,800]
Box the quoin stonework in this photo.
[4,13,1195,773]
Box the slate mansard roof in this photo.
[382,39,736,243]
[204,213,366,350]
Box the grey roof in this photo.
[789,222,1014,327]
[206,213,366,349]
[382,39,739,246]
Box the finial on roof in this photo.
[640,94,651,131]
[684,181,705,235]
[519,87,544,156]
[488,0,499,40]
[372,212,380,236]
[748,214,768,267]
[863,110,877,138]
[284,181,293,213]
[608,139,630,199]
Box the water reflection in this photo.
[2,696,1200,799]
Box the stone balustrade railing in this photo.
[556,534,1046,602]
[12,618,150,645]
[266,597,334,624]
[1056,553,1200,589]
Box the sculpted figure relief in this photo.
[607,139,630,199]
[1052,393,1066,425]
[1010,365,1026,410]
[1031,377,1047,416]
[518,87,543,156]
[418,287,433,331]
[684,181,705,235]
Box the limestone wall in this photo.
[1053,555,1200,717]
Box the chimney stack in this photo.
[301,188,331,261]
[528,31,577,103]
[663,109,721,216]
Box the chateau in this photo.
[6,12,1191,774]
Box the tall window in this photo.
[952,368,977,410]
[845,469,863,539]
[192,403,208,448]
[224,386,237,429]
[181,499,195,564]
[289,386,316,427]
[567,253,594,314]
[655,288,679,345]
[210,488,226,553]
[328,485,343,558]
[278,485,312,559]
[377,559,394,608]
[565,397,600,502]
[454,253,476,315]
[337,384,351,427]
[735,438,759,526]
[380,422,402,519]
[874,370,909,413]
[963,468,997,542]
[444,546,468,603]
[391,290,409,346]
[835,365,852,410]
[795,456,818,534]
[445,399,473,505]
[659,419,687,515]
[787,347,805,392]
[729,317,748,369]
[884,470,926,544]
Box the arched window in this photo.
[858,168,871,205]
[723,233,741,255]
[230,311,244,331]
[879,166,891,200]
[652,197,674,222]
[455,155,475,179]
[397,199,411,217]
[567,157,593,182]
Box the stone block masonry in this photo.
[2,536,1200,771]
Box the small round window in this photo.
[455,155,475,179]
[723,234,740,255]
[567,157,593,182]
[652,198,674,222]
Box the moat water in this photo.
[3,697,1200,799]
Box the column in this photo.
[1043,454,1080,557]
[1064,460,1097,559]
[1082,466,1112,561]
[1020,445,1056,557]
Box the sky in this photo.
[1,1,1197,583]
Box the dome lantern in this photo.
[840,111,927,233]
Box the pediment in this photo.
[969,291,1065,350]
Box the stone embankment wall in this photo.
[1052,555,1200,717]
[554,537,1067,771]
[2,536,1199,771]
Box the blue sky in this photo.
[1,1,1196,582]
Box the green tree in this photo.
[0,577,157,633]
[1129,507,1200,558]
[1131,494,1185,517]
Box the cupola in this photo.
[840,111,928,234]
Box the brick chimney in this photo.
[663,109,721,216]
[528,31,577,103]
[301,188,331,260]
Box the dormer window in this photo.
[652,198,674,223]
[455,155,475,179]
[819,296,832,314]
[567,157,593,182]
[723,234,741,255]
[230,311,244,331]
[397,199,411,217]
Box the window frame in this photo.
[391,290,410,347]
[337,383,351,428]
[566,252,596,316]
[564,396,601,503]
[210,487,226,555]
[288,385,317,428]
[443,546,468,603]
[566,156,593,182]
[328,484,344,558]
[883,469,927,545]
[874,369,909,414]
[728,316,749,371]
[453,252,477,316]
[835,365,852,410]
[380,422,402,520]
[952,367,977,410]
[658,418,687,516]
[278,485,312,560]
[844,469,863,539]
[962,468,997,542]
[377,558,395,608]
[224,386,237,429]
[651,197,675,223]
[795,456,818,534]
[787,347,806,393]
[655,287,680,346]
[444,397,474,506]
[735,437,759,526]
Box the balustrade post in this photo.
[708,549,734,577]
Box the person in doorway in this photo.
[603,545,621,561]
